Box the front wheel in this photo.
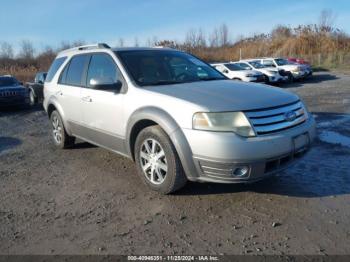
[287,72,294,83]
[134,125,187,194]
[50,110,75,149]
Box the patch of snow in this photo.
[319,131,350,148]
[317,114,350,128]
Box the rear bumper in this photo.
[182,117,316,183]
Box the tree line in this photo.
[0,9,349,82]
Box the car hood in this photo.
[256,68,278,74]
[0,85,25,91]
[144,80,299,111]
[279,64,299,70]
[238,70,262,76]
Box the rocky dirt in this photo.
[0,72,350,255]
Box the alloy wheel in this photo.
[139,138,168,185]
[52,115,62,144]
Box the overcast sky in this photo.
[1,0,349,52]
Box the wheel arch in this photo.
[126,107,198,180]
[46,98,73,135]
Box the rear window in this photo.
[46,57,67,83]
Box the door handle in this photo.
[56,91,63,96]
[82,96,92,102]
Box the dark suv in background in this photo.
[0,75,30,108]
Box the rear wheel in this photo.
[50,110,75,149]
[134,125,187,194]
[29,89,37,106]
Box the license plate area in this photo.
[293,133,310,153]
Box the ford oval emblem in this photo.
[284,111,297,122]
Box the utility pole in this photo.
[239,48,242,60]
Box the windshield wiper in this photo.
[148,80,183,86]
[200,77,224,81]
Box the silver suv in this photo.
[44,43,316,194]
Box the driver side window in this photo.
[87,54,118,88]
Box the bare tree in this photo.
[219,23,229,46]
[185,28,206,48]
[19,40,35,60]
[134,37,139,47]
[209,27,220,47]
[118,38,124,47]
[271,25,292,39]
[0,42,14,59]
[318,9,336,33]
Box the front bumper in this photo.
[182,117,316,183]
[291,71,307,79]
[0,96,29,108]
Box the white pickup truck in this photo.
[258,57,308,81]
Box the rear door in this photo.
[56,54,90,134]
[80,53,126,153]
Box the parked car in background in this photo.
[211,63,265,82]
[26,72,47,105]
[232,60,287,84]
[0,75,30,108]
[258,57,308,81]
[288,58,313,76]
[44,43,316,194]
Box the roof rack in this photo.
[60,43,111,54]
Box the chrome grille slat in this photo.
[251,108,305,125]
[246,102,302,118]
[245,101,307,135]
[0,91,18,97]
[254,115,306,134]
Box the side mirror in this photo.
[89,77,122,92]
[223,69,229,74]
[38,80,44,84]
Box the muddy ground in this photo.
[0,72,350,255]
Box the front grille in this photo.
[245,101,307,135]
[0,91,18,97]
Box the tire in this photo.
[29,89,37,106]
[134,125,187,194]
[50,110,75,149]
[263,75,270,84]
[233,78,242,81]
[287,72,294,83]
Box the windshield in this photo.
[116,50,226,86]
[0,77,18,87]
[275,58,289,66]
[224,63,244,71]
[248,61,266,69]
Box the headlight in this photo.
[267,70,277,75]
[193,112,256,137]
[291,67,301,72]
[246,74,254,77]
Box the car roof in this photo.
[57,43,176,57]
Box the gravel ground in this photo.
[0,72,349,255]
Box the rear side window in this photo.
[46,57,67,83]
[64,55,90,86]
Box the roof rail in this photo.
[60,43,111,54]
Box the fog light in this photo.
[233,166,249,177]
